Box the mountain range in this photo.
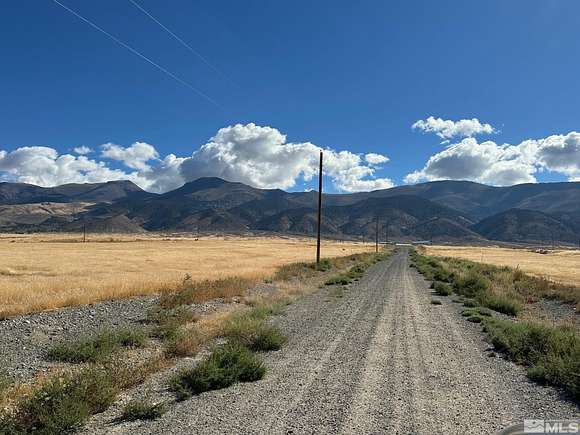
[1,177,579,245]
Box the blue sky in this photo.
[1,0,579,193]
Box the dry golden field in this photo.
[425,245,580,286]
[0,233,373,317]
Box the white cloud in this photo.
[412,116,496,141]
[0,146,131,187]
[73,146,92,155]
[405,131,580,186]
[364,153,389,165]
[0,124,393,193]
[179,123,393,192]
[133,154,186,194]
[101,141,159,171]
[535,132,580,178]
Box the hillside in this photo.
[472,208,579,244]
[0,180,152,205]
[1,177,579,244]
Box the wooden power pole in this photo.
[316,151,323,265]
[375,216,379,253]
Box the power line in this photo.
[51,0,220,108]
[127,0,233,85]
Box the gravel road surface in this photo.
[88,248,579,434]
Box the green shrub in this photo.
[482,294,523,316]
[462,307,492,318]
[484,318,580,399]
[48,327,147,363]
[466,316,482,323]
[462,299,478,307]
[325,274,351,286]
[433,281,453,296]
[223,314,286,352]
[247,302,288,319]
[454,271,490,298]
[169,342,265,400]
[120,399,167,421]
[0,412,20,435]
[164,328,206,357]
[149,306,198,340]
[9,367,117,434]
[433,268,453,283]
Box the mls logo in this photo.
[524,419,545,433]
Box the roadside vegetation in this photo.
[424,245,580,291]
[48,327,148,363]
[0,250,388,433]
[119,398,167,422]
[411,249,580,400]
[484,318,579,399]
[0,367,117,434]
[170,342,266,400]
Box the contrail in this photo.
[51,0,221,108]
[127,0,234,85]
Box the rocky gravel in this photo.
[79,248,579,434]
[0,297,157,380]
[0,287,261,381]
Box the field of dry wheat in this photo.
[425,245,580,286]
[0,233,373,317]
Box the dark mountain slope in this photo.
[1,177,579,244]
[324,180,580,221]
[472,208,578,244]
[253,195,482,242]
[0,180,151,205]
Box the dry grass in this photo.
[0,233,372,318]
[425,246,580,286]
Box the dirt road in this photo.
[99,248,578,434]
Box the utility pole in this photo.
[385,220,390,245]
[375,216,379,253]
[316,151,323,266]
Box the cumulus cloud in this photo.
[364,153,389,165]
[535,132,580,178]
[405,131,580,186]
[0,146,131,187]
[73,146,92,155]
[0,123,393,193]
[101,141,159,171]
[179,124,393,192]
[412,116,496,141]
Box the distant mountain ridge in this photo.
[0,180,152,205]
[1,177,579,244]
